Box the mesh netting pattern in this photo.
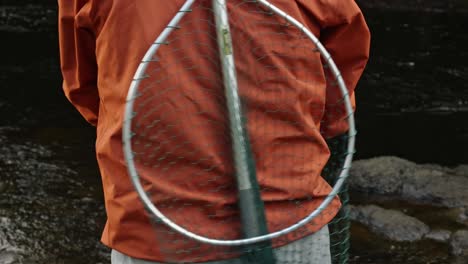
[323,134,351,264]
[124,0,353,263]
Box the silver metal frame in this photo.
[123,0,356,247]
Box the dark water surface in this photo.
[0,3,467,264]
[355,8,468,165]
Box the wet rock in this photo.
[349,204,430,242]
[458,208,468,226]
[349,156,414,194]
[425,230,452,243]
[402,168,468,207]
[0,252,20,264]
[454,165,468,177]
[0,217,26,264]
[450,230,468,257]
[0,129,109,263]
[349,157,468,208]
[444,207,468,227]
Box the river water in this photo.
[355,6,468,166]
[0,2,467,264]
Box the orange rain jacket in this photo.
[58,0,370,262]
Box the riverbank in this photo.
[2,127,466,264]
[1,1,467,263]
[348,157,468,264]
[0,127,107,264]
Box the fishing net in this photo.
[123,0,355,263]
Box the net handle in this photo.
[122,0,356,247]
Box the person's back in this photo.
[58,0,370,263]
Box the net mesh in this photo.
[323,134,351,264]
[127,0,352,263]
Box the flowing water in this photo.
[0,2,467,263]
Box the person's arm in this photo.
[58,0,99,126]
[299,0,371,138]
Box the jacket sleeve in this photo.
[299,0,370,138]
[58,0,99,126]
